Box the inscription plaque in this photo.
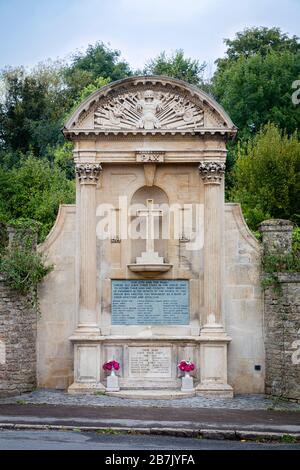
[129,346,172,378]
[112,280,189,325]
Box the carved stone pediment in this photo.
[94,89,204,131]
[64,76,237,137]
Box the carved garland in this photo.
[75,163,102,184]
[199,162,226,184]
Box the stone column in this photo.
[196,161,233,397]
[75,163,102,333]
[199,161,225,331]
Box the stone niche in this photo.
[37,76,265,396]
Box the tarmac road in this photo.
[0,430,300,450]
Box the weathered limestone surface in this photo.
[37,205,76,389]
[37,201,265,393]
[224,204,264,394]
[0,276,36,396]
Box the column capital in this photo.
[75,163,102,184]
[199,161,225,185]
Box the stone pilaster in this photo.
[76,163,102,333]
[68,162,105,394]
[197,161,233,397]
[199,161,225,331]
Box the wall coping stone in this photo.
[276,272,300,283]
[259,219,293,232]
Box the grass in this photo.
[95,428,122,435]
[281,434,297,444]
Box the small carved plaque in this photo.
[136,151,165,163]
[129,346,172,378]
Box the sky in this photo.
[0,0,299,73]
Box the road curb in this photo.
[0,423,299,442]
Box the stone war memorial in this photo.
[36,76,266,397]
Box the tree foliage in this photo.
[217,27,299,68]
[230,124,300,230]
[0,30,299,242]
[213,49,300,139]
[144,50,206,86]
[0,62,69,157]
[64,42,131,100]
[212,26,300,198]
[0,154,75,240]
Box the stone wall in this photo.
[225,204,264,394]
[0,275,37,396]
[259,219,300,402]
[264,273,300,401]
[37,205,76,389]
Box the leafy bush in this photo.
[0,226,53,313]
[0,154,75,241]
[230,124,300,230]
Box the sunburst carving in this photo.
[94,90,204,131]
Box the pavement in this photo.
[0,390,299,442]
[1,389,300,410]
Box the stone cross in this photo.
[137,199,162,253]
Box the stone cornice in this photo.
[199,161,226,184]
[64,128,236,139]
[75,163,102,184]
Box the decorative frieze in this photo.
[199,161,226,184]
[75,163,102,184]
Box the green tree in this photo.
[213,50,300,140]
[212,27,300,139]
[217,27,299,67]
[0,62,69,159]
[64,42,132,99]
[230,124,300,230]
[144,50,206,86]
[0,154,75,240]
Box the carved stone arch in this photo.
[130,186,169,264]
[63,76,237,138]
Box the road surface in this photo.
[0,430,299,450]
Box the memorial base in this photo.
[105,389,196,399]
[68,382,105,395]
[196,333,233,398]
[68,333,234,397]
[195,383,233,398]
